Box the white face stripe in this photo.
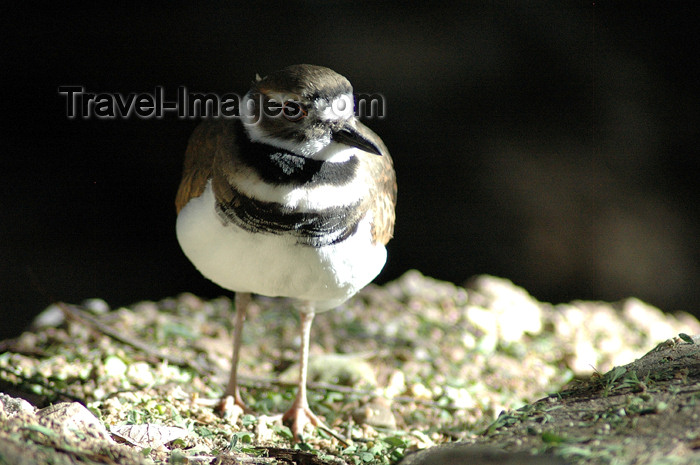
[315,93,355,122]
[244,122,331,157]
[241,93,358,160]
[265,91,298,103]
[241,93,327,157]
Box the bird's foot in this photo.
[282,402,323,441]
[281,402,348,445]
[215,392,251,420]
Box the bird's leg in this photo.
[217,292,251,415]
[282,305,325,440]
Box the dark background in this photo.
[3,2,699,340]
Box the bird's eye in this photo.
[282,100,307,122]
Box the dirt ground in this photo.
[1,271,699,464]
[405,334,700,465]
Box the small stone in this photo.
[352,397,396,429]
[409,383,432,400]
[127,361,156,386]
[31,304,66,329]
[103,355,128,378]
[467,276,543,342]
[385,370,406,399]
[37,402,113,443]
[0,393,36,419]
[81,298,110,314]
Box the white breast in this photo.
[176,181,387,311]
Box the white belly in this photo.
[176,182,387,310]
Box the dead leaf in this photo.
[110,423,188,449]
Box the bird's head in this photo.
[242,64,382,161]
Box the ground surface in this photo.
[1,271,699,464]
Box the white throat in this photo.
[241,94,356,163]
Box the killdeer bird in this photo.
[175,64,396,440]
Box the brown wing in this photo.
[357,122,397,246]
[175,119,229,213]
[371,152,397,245]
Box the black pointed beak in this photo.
[332,125,382,156]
